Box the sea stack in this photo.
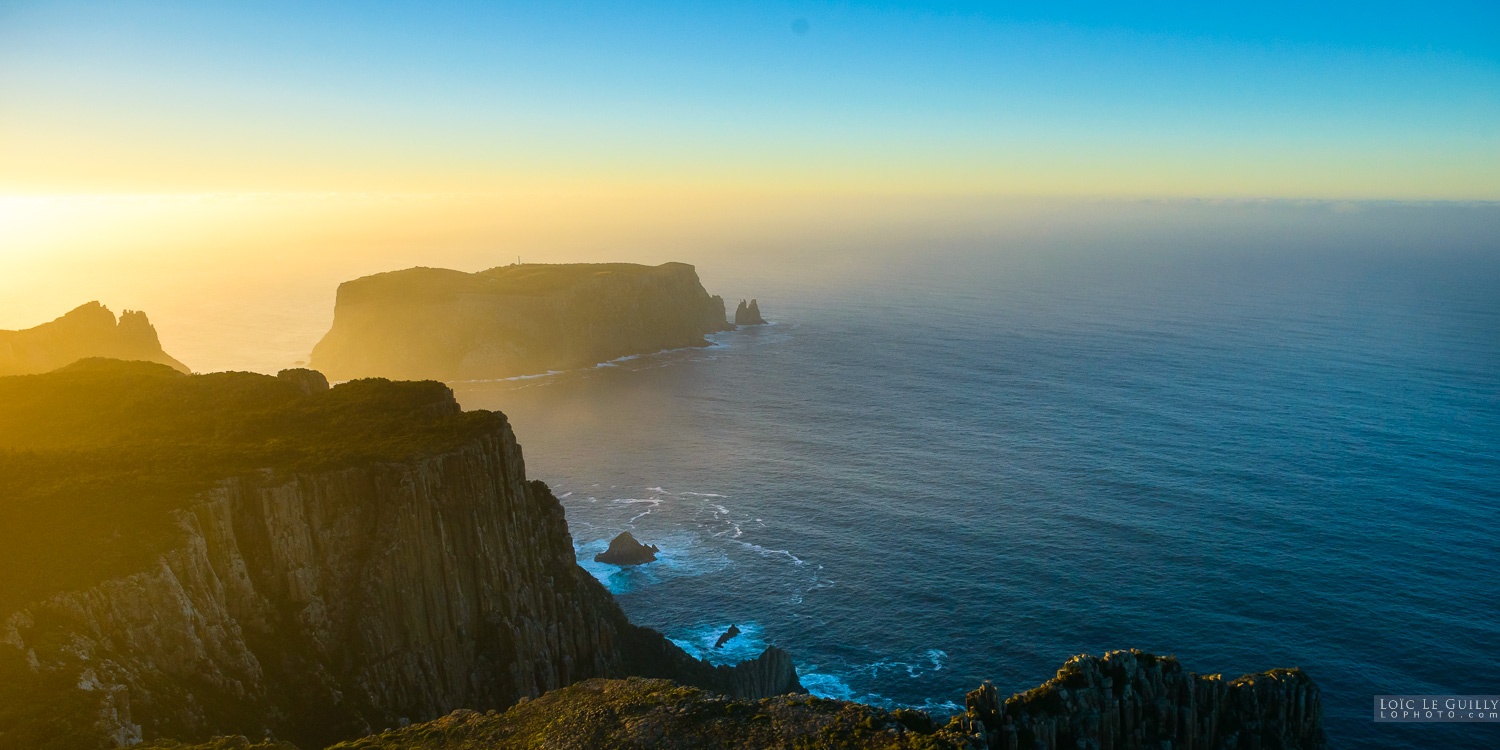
[734,298,767,326]
[594,531,661,566]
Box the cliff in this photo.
[146,652,1324,750]
[958,650,1325,750]
[309,263,732,381]
[0,360,800,750]
[0,302,188,376]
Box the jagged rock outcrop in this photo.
[310,263,733,381]
[275,368,329,395]
[0,364,801,750]
[0,302,188,376]
[593,532,660,565]
[733,299,766,326]
[957,650,1325,750]
[714,625,742,649]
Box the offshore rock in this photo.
[593,532,660,566]
[957,649,1325,750]
[734,298,767,326]
[714,625,742,649]
[310,262,733,381]
[0,302,188,376]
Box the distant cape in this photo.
[0,301,188,376]
[310,262,734,381]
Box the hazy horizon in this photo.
[4,195,1497,374]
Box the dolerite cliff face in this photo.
[958,650,1325,750]
[0,365,799,750]
[310,263,733,382]
[0,302,188,376]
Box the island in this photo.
[309,262,735,381]
[0,301,188,376]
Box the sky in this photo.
[2,0,1498,363]
[1,0,1498,199]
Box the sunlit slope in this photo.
[0,358,499,614]
[310,262,732,381]
[0,302,189,376]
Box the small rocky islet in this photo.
[593,531,661,566]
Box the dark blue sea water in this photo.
[456,233,1500,748]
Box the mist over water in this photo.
[455,221,1499,749]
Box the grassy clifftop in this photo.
[0,358,504,614]
[139,677,972,750]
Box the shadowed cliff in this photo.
[0,302,188,377]
[310,262,732,381]
[0,360,801,750]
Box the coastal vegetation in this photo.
[0,358,500,614]
[136,678,974,750]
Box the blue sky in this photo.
[1,0,1496,197]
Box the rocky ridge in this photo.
[959,649,1324,750]
[142,653,1327,750]
[0,302,188,376]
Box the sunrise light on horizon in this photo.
[2,0,1498,201]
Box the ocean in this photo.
[6,200,1496,747]
[454,238,1500,748]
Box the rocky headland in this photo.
[309,263,734,382]
[0,360,800,750]
[593,532,660,566]
[0,302,188,376]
